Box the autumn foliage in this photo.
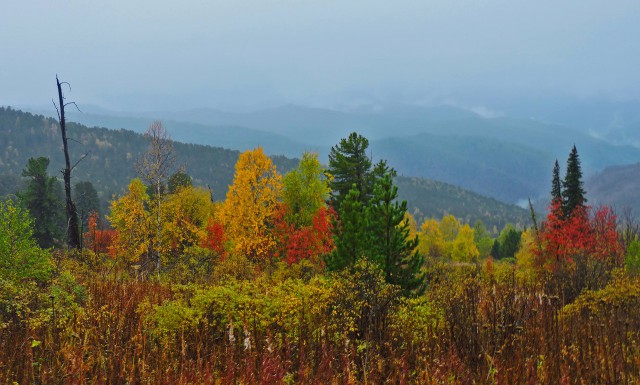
[2,142,639,384]
[83,211,115,255]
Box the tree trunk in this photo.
[56,76,81,250]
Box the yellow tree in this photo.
[108,179,152,265]
[418,218,446,258]
[451,224,480,262]
[161,185,213,261]
[439,214,460,242]
[218,147,283,261]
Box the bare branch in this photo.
[67,137,82,145]
[71,151,90,171]
[64,101,82,113]
[52,99,61,121]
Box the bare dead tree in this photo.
[136,121,177,273]
[53,75,87,250]
[618,206,639,249]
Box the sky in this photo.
[1,0,639,112]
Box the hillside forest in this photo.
[2,115,640,384]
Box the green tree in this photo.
[327,132,373,207]
[0,199,52,284]
[282,152,330,227]
[326,185,367,271]
[367,174,424,295]
[167,170,192,194]
[497,224,521,260]
[74,181,100,231]
[562,145,586,217]
[18,157,64,248]
[473,220,493,257]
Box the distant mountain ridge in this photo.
[0,107,529,230]
[586,163,640,215]
[27,102,640,204]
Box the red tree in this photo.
[273,204,336,265]
[84,211,115,256]
[201,217,227,258]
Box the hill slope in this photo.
[0,107,533,230]
[585,163,640,215]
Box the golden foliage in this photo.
[108,178,151,263]
[218,147,283,261]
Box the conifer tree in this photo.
[551,159,562,204]
[562,145,587,217]
[18,157,65,248]
[327,132,373,207]
[326,185,367,271]
[366,174,424,295]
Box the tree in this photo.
[536,200,623,301]
[418,218,446,258]
[440,214,461,243]
[496,224,521,260]
[451,224,480,262]
[84,211,115,256]
[473,220,493,257]
[18,157,65,248]
[160,186,212,261]
[74,181,100,231]
[327,132,373,207]
[551,159,562,205]
[0,199,51,285]
[136,121,177,272]
[108,179,152,265]
[366,174,424,295]
[168,170,192,194]
[326,186,367,271]
[218,147,282,261]
[282,152,331,228]
[562,145,586,217]
[53,75,86,250]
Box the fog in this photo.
[1,0,639,112]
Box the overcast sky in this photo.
[1,0,639,112]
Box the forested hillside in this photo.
[0,107,297,202]
[0,107,529,229]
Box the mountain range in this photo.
[0,107,531,231]
[25,102,640,204]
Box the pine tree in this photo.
[562,145,587,217]
[366,174,424,295]
[18,157,65,248]
[326,185,367,271]
[551,159,562,205]
[327,132,373,207]
[74,181,101,231]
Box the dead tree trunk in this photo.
[55,75,81,250]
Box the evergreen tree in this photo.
[74,181,101,230]
[497,224,521,260]
[562,145,587,217]
[490,239,500,260]
[167,170,192,194]
[366,174,424,295]
[551,159,562,204]
[327,132,373,207]
[326,185,367,271]
[18,157,65,248]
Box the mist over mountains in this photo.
[26,98,640,205]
